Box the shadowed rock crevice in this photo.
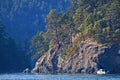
[98,44,120,74]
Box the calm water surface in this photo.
[0,73,120,80]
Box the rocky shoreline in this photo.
[32,40,120,74]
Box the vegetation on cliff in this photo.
[30,0,120,60]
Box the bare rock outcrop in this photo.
[32,40,120,74]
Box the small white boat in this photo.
[97,69,106,74]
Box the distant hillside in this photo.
[0,0,70,45]
[0,19,30,73]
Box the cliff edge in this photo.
[32,39,120,74]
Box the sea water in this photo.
[0,73,120,80]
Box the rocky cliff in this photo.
[32,39,120,74]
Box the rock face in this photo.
[32,40,120,74]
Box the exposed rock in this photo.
[32,39,120,74]
[23,68,30,73]
[32,48,61,74]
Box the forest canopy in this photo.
[30,0,120,60]
[0,19,30,73]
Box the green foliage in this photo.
[30,31,49,60]
[31,0,120,60]
[61,43,79,60]
[105,0,120,31]
[114,29,120,41]
[93,20,103,34]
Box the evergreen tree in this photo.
[30,0,120,60]
[0,19,30,73]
